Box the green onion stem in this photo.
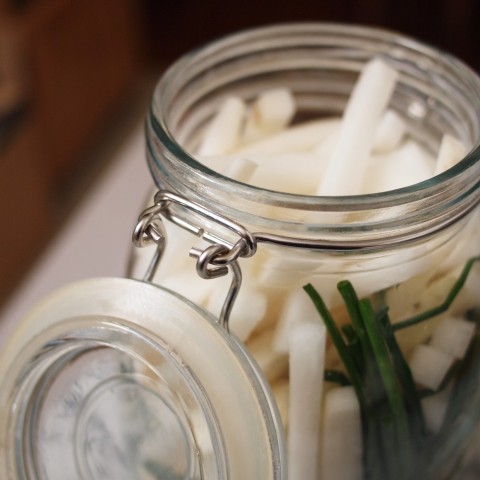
[303,284,367,407]
[393,256,480,331]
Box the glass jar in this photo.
[139,23,480,480]
[0,23,479,480]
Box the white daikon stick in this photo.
[220,156,258,182]
[316,58,398,196]
[247,152,331,194]
[234,118,341,155]
[247,329,288,383]
[197,97,246,156]
[362,140,435,194]
[372,109,407,153]
[288,322,326,480]
[273,288,323,353]
[429,316,476,360]
[242,88,296,143]
[434,133,467,175]
[321,386,363,480]
[408,344,455,391]
[207,283,267,342]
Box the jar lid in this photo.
[0,278,286,479]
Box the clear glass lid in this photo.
[0,278,285,480]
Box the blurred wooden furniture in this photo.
[0,0,145,306]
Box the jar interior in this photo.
[147,24,480,244]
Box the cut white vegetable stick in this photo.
[372,109,407,153]
[434,133,467,175]
[316,58,398,196]
[362,140,435,194]
[247,152,331,194]
[246,329,288,383]
[242,88,296,144]
[196,96,246,156]
[273,288,323,353]
[288,322,326,480]
[421,384,452,433]
[206,283,267,342]
[408,344,455,391]
[233,117,341,155]
[321,387,363,480]
[202,152,324,194]
[313,129,338,155]
[271,379,289,429]
[429,316,476,360]
[220,156,258,183]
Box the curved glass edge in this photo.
[0,277,287,480]
[148,22,480,212]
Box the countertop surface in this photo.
[0,122,152,349]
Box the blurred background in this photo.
[0,0,479,309]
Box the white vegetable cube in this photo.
[289,322,326,480]
[254,88,296,131]
[434,133,467,175]
[408,344,455,391]
[197,96,246,156]
[242,89,296,143]
[429,316,476,360]
[372,109,407,153]
[421,384,452,433]
[321,386,363,480]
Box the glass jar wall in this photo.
[140,24,480,479]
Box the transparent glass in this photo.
[143,23,480,479]
[0,279,285,480]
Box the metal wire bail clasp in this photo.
[131,191,258,332]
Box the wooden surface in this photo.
[0,0,146,306]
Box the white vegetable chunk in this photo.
[247,153,331,194]
[321,386,363,480]
[220,156,258,183]
[207,284,267,342]
[372,109,407,153]
[242,88,296,143]
[429,316,476,360]
[247,329,288,383]
[362,140,435,194]
[197,97,246,156]
[409,344,455,391]
[421,384,452,433]
[434,133,467,175]
[316,58,398,196]
[234,118,341,155]
[273,288,323,353]
[288,323,326,480]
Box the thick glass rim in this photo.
[150,22,480,211]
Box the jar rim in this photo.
[148,22,480,243]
